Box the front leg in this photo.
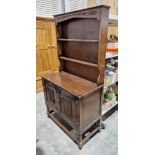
[78,135,82,150]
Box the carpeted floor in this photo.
[36,92,118,155]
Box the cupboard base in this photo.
[48,110,100,149]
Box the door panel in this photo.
[46,83,60,111]
[59,90,80,124]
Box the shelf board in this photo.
[102,101,118,116]
[104,80,118,88]
[59,56,98,68]
[108,14,118,26]
[106,53,118,59]
[57,38,99,42]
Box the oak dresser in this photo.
[42,5,110,149]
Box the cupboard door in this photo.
[46,83,60,111]
[60,90,79,124]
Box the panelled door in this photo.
[45,83,60,112]
[36,17,59,92]
[59,90,80,125]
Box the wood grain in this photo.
[42,5,110,149]
[36,17,59,92]
[42,71,97,97]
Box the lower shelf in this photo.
[102,101,118,116]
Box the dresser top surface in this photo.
[42,71,99,97]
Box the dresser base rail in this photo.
[48,111,100,149]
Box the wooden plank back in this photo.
[36,17,59,92]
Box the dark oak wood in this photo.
[59,56,98,67]
[62,42,99,63]
[58,38,99,42]
[41,5,110,149]
[42,71,98,97]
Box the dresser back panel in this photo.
[61,18,99,40]
[63,61,98,83]
[63,42,98,63]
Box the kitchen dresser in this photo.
[42,5,110,149]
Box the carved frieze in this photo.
[55,9,98,23]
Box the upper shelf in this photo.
[57,38,99,42]
[108,14,118,26]
[59,56,98,68]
